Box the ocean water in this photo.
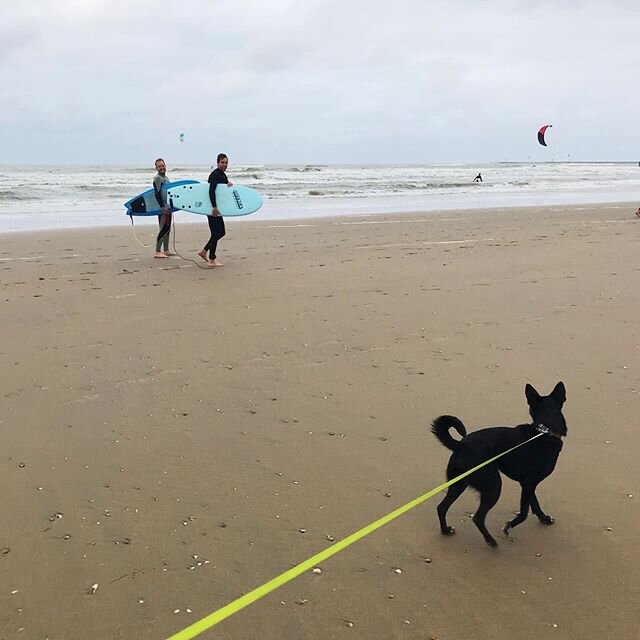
[0,162,639,232]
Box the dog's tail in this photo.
[431,415,467,451]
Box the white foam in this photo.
[1,162,639,232]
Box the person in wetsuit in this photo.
[153,158,175,258]
[197,153,232,267]
[473,172,483,183]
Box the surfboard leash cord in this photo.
[128,214,156,249]
[128,214,211,269]
[170,216,213,270]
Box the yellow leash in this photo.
[166,432,543,640]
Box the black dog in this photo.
[431,382,566,547]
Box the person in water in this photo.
[473,173,483,183]
[152,158,175,258]
[197,153,233,267]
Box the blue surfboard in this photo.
[124,180,199,216]
[167,183,263,217]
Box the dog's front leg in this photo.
[530,492,554,525]
[503,483,536,536]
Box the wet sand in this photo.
[1,203,639,639]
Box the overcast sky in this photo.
[2,0,639,165]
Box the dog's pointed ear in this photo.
[551,381,566,406]
[525,383,540,406]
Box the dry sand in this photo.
[1,203,639,639]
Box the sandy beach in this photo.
[1,203,639,640]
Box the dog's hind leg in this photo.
[530,492,555,525]
[436,481,468,536]
[471,474,502,547]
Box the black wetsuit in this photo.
[204,168,227,260]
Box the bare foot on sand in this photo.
[211,259,224,267]
[154,252,168,258]
[197,250,208,262]
[164,251,176,257]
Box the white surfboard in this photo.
[167,183,263,217]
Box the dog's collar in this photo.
[536,423,563,440]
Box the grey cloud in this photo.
[0,23,41,65]
[1,1,640,163]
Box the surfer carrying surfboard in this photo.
[197,153,232,267]
[153,158,175,258]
